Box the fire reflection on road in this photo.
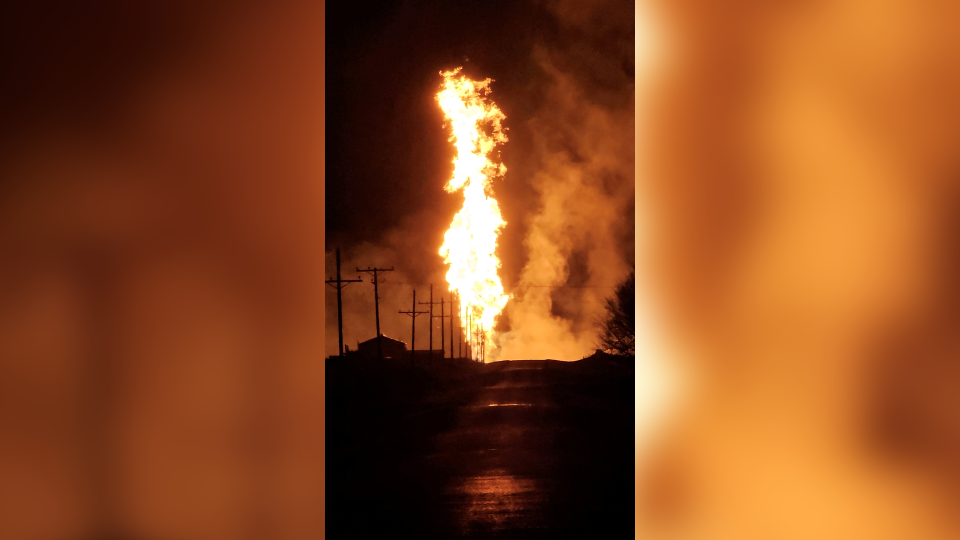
[447,469,546,534]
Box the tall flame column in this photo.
[436,68,510,356]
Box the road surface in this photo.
[326,357,634,538]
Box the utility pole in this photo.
[357,265,393,361]
[399,289,428,363]
[438,297,453,359]
[450,293,455,360]
[418,284,441,361]
[458,296,464,359]
[325,247,362,357]
[471,314,477,362]
[480,323,485,364]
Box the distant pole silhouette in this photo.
[439,297,451,359]
[357,265,394,361]
[428,285,433,354]
[459,296,463,359]
[450,293,455,360]
[325,247,362,356]
[480,323,485,363]
[399,289,428,363]
[419,284,441,361]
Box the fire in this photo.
[436,67,510,356]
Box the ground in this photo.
[325,352,634,538]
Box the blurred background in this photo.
[0,1,324,539]
[636,0,960,538]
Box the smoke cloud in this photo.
[497,27,635,360]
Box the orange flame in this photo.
[437,68,510,356]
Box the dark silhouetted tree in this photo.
[597,269,635,355]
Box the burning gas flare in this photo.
[436,68,510,356]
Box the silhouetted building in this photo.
[356,334,407,359]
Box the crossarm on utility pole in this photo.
[437,297,452,359]
[325,247,362,357]
[357,266,394,361]
[399,288,428,362]
[418,284,442,360]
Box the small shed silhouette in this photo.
[357,334,407,359]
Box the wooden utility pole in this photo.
[357,265,393,360]
[325,247,362,356]
[438,297,452,359]
[450,293,455,360]
[399,289,428,362]
[471,314,477,362]
[480,323,485,363]
[418,284,441,360]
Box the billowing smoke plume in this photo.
[497,1,635,360]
